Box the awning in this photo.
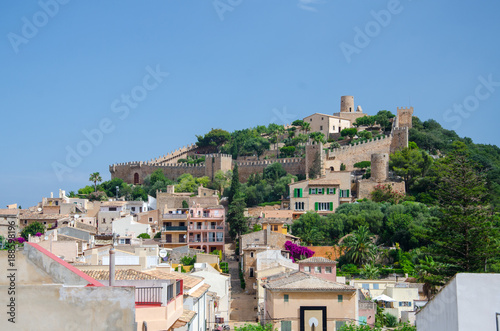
[373,294,396,302]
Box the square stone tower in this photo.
[396,107,414,129]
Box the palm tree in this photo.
[342,225,378,266]
[360,263,380,279]
[415,256,450,299]
[89,172,102,192]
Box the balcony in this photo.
[162,214,188,220]
[188,225,224,231]
[160,239,187,244]
[189,237,224,243]
[162,226,188,231]
[135,287,162,306]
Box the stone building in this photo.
[357,153,405,200]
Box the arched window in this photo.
[134,173,139,184]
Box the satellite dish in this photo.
[37,208,42,212]
[159,249,168,258]
[44,236,48,241]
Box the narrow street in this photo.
[224,243,259,329]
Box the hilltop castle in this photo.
[109,96,413,186]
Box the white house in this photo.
[416,273,500,331]
[112,215,151,238]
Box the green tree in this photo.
[426,145,500,275]
[280,146,296,157]
[21,222,45,240]
[195,128,231,152]
[214,170,232,194]
[342,225,378,266]
[353,161,371,169]
[414,256,450,298]
[228,191,249,240]
[309,131,326,144]
[235,323,276,331]
[137,233,150,239]
[390,147,433,192]
[89,172,102,192]
[244,137,270,160]
[341,128,358,139]
[263,162,287,184]
[360,263,380,279]
[182,200,189,208]
[227,163,240,204]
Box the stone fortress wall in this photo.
[109,98,413,185]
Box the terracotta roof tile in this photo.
[264,271,354,292]
[144,269,203,290]
[297,256,338,264]
[190,283,210,299]
[171,309,196,328]
[82,269,160,281]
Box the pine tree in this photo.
[427,143,500,275]
[227,163,240,204]
[228,191,248,240]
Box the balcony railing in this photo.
[189,237,224,243]
[159,239,186,244]
[135,287,162,305]
[162,214,188,219]
[162,226,188,231]
[188,225,224,231]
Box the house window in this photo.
[102,219,106,223]
[273,225,278,231]
[325,267,332,274]
[293,188,303,198]
[250,252,254,258]
[320,125,323,130]
[304,266,310,273]
[149,218,153,223]
[310,188,317,194]
[332,125,336,131]
[249,268,254,277]
[109,207,117,211]
[284,294,289,303]
[294,202,305,211]
[315,202,333,211]
[373,284,379,290]
[399,301,412,307]
[131,207,136,211]
[327,188,336,194]
[336,321,346,329]
[359,316,367,325]
[314,266,321,273]
[43,221,47,225]
[281,321,292,331]
[339,189,350,198]
[362,284,369,290]
[338,295,343,302]
[24,220,27,225]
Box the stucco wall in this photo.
[0,284,136,331]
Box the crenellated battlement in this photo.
[328,135,391,158]
[236,158,303,167]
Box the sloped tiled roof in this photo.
[264,271,355,292]
[82,269,160,281]
[0,209,18,216]
[171,309,196,329]
[190,283,210,299]
[145,269,203,290]
[297,256,338,264]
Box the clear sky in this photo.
[1,0,499,208]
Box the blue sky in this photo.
[1,0,499,208]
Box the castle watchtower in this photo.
[396,107,414,129]
[204,154,233,181]
[340,96,355,113]
[371,153,389,183]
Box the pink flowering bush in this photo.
[35,232,42,237]
[16,237,25,244]
[285,241,314,262]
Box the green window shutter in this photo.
[323,188,326,194]
[293,189,297,198]
[330,202,333,211]
[333,188,336,194]
[338,294,343,302]
[309,188,312,194]
[347,189,350,197]
[315,202,318,211]
[299,189,303,197]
